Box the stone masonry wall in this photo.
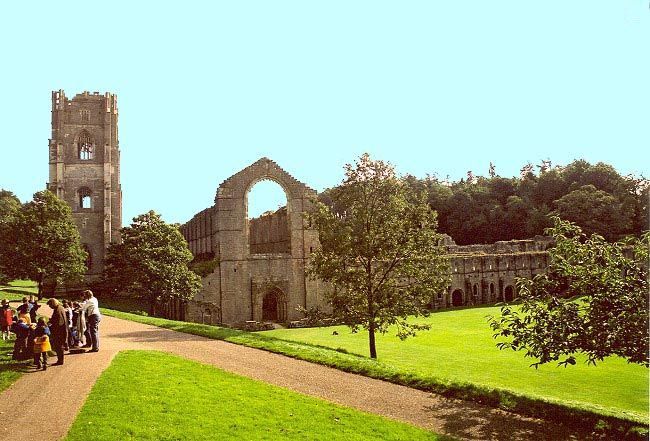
[249,207,290,254]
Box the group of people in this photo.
[0,290,102,371]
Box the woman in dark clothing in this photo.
[28,296,40,324]
[46,298,68,365]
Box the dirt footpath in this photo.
[0,310,591,441]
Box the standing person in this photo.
[16,298,32,325]
[11,318,30,360]
[82,290,101,352]
[63,300,74,349]
[46,298,68,365]
[32,318,51,371]
[72,301,86,347]
[28,296,40,324]
[1,299,13,340]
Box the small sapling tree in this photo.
[309,154,450,359]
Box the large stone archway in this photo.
[182,158,326,324]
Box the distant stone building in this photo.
[47,90,122,280]
[437,236,553,308]
[181,158,554,325]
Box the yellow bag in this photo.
[33,335,51,353]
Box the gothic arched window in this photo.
[78,131,94,160]
[79,187,92,209]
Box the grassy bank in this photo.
[65,350,443,441]
[101,308,648,437]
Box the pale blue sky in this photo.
[0,1,647,223]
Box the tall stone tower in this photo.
[47,90,122,280]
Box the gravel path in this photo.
[0,307,593,441]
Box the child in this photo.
[17,297,31,325]
[1,299,13,340]
[33,318,51,370]
[11,319,30,361]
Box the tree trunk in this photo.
[149,297,156,316]
[36,275,43,300]
[369,320,377,359]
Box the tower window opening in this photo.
[78,132,94,160]
[79,188,92,209]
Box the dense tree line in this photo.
[400,160,647,244]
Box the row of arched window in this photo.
[77,131,95,160]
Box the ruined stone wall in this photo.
[180,158,322,325]
[438,237,554,308]
[178,159,555,325]
[180,207,216,258]
[249,207,290,254]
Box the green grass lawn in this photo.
[65,351,442,441]
[262,307,649,423]
[0,337,28,393]
[0,280,38,301]
[102,309,647,435]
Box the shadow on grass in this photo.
[0,360,32,374]
[424,399,647,441]
[424,399,584,441]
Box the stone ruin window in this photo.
[78,187,92,209]
[80,109,90,123]
[78,131,94,160]
[247,179,290,255]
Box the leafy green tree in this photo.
[103,211,201,315]
[8,190,87,297]
[0,190,21,284]
[554,185,631,241]
[308,154,450,359]
[489,217,649,368]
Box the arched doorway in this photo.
[451,289,464,307]
[202,308,212,325]
[504,285,515,302]
[262,288,287,322]
[262,291,278,321]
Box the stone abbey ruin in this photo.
[48,90,554,324]
[180,166,553,324]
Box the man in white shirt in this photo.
[82,290,101,352]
